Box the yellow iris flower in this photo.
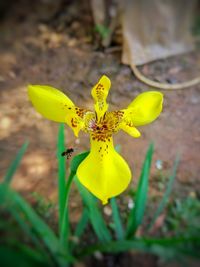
[28,75,163,204]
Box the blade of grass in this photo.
[126,143,154,238]
[71,208,89,251]
[78,236,200,259]
[60,171,74,247]
[2,187,74,266]
[74,208,89,238]
[10,207,44,251]
[59,149,90,248]
[110,198,124,240]
[75,177,112,243]
[3,141,29,184]
[70,151,90,173]
[57,124,67,234]
[0,245,49,267]
[148,155,180,231]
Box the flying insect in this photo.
[61,148,74,159]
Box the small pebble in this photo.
[128,198,134,209]
[166,77,177,84]
[94,251,103,260]
[156,160,163,170]
[0,117,12,129]
[8,71,16,79]
[189,191,196,198]
[75,138,80,145]
[103,206,112,216]
[0,75,5,82]
[190,95,199,104]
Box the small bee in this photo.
[61,147,74,159]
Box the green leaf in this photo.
[70,151,89,173]
[148,155,180,231]
[0,245,49,267]
[10,207,44,251]
[3,141,29,184]
[57,125,89,248]
[126,143,154,238]
[94,24,110,39]
[57,124,67,233]
[71,208,89,251]
[74,208,89,238]
[110,198,124,240]
[79,236,200,259]
[60,171,74,248]
[75,177,112,243]
[57,124,89,250]
[2,187,74,266]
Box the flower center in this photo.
[83,111,124,142]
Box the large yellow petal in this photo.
[125,91,163,126]
[91,75,111,121]
[28,85,86,136]
[77,137,131,204]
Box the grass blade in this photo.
[60,171,74,247]
[59,129,90,247]
[126,143,154,238]
[3,141,29,184]
[148,155,180,231]
[0,245,49,267]
[57,124,67,233]
[71,208,89,251]
[2,186,74,266]
[10,207,44,251]
[110,198,124,240]
[75,177,112,243]
[74,208,89,238]
[79,236,200,259]
[70,151,90,173]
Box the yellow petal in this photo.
[91,75,111,120]
[28,85,86,136]
[126,91,163,126]
[120,123,141,138]
[77,137,131,204]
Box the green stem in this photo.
[60,171,76,248]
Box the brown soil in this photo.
[0,1,200,266]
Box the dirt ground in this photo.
[0,0,200,225]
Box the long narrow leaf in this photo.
[3,187,73,266]
[75,177,112,243]
[59,138,90,247]
[3,141,29,184]
[0,245,49,267]
[148,155,180,230]
[10,207,44,251]
[126,143,154,238]
[79,236,200,259]
[74,208,89,238]
[110,198,124,240]
[70,151,90,173]
[57,124,67,233]
[60,171,75,247]
[71,208,89,251]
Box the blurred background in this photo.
[0,0,200,266]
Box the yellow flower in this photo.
[28,75,163,204]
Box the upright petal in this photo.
[124,91,163,126]
[77,137,131,204]
[91,75,111,120]
[28,85,88,136]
